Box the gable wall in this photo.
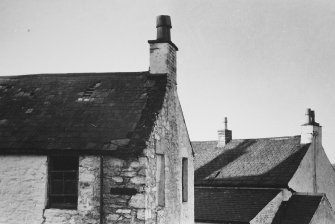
[176,97,195,224]
[143,85,194,224]
[288,146,315,192]
[315,145,335,209]
[289,143,335,208]
[310,197,335,224]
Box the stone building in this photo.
[0,16,194,224]
[193,109,335,224]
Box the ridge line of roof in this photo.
[192,135,301,143]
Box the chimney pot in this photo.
[156,15,172,28]
[156,15,171,41]
[305,108,311,124]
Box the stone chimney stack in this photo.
[148,15,178,84]
[301,108,322,144]
[217,117,232,147]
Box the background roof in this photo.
[193,136,310,187]
[195,187,281,223]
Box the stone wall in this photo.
[0,155,47,224]
[102,156,148,223]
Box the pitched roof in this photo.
[271,194,323,224]
[0,72,167,155]
[193,136,310,187]
[195,187,281,223]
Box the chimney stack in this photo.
[301,108,322,144]
[148,15,178,84]
[217,117,232,147]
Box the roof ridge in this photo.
[192,135,300,143]
[0,71,150,78]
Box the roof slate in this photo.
[0,72,167,155]
[195,187,281,223]
[271,194,323,224]
[193,136,310,187]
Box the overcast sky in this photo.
[1,0,335,161]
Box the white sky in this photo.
[1,0,335,161]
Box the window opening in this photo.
[182,157,188,202]
[157,154,165,206]
[48,156,79,209]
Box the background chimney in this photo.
[217,117,232,147]
[301,108,322,144]
[148,15,178,83]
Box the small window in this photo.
[156,154,165,206]
[48,156,79,209]
[182,157,188,202]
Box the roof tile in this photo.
[195,187,281,223]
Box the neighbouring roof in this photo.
[193,136,310,187]
[0,72,167,155]
[195,187,281,223]
[272,194,323,224]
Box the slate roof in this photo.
[195,187,281,223]
[193,136,310,187]
[0,72,167,155]
[271,194,323,224]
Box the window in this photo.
[156,154,165,206]
[48,156,79,209]
[182,157,188,202]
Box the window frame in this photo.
[47,156,79,209]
